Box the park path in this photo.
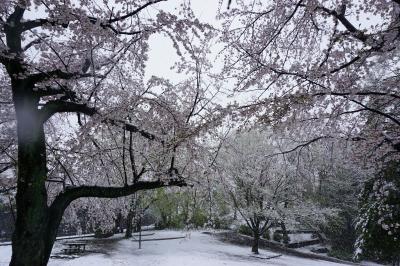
[45,230,349,266]
[2,230,370,266]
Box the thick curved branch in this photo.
[29,69,100,84]
[40,100,96,122]
[33,85,76,99]
[20,18,68,32]
[50,178,186,212]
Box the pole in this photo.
[138,215,142,249]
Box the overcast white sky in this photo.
[145,0,222,82]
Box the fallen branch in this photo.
[250,254,282,260]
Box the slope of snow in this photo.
[0,230,356,266]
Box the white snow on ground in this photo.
[0,244,11,266]
[0,230,377,266]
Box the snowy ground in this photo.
[0,230,361,266]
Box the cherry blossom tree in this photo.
[221,0,399,158]
[220,0,400,259]
[0,0,220,265]
[217,130,333,254]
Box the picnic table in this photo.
[62,242,87,254]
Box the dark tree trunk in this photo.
[393,255,400,266]
[125,210,134,238]
[114,212,123,234]
[134,220,141,232]
[9,93,57,266]
[252,231,260,254]
[280,222,289,245]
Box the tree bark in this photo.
[125,210,134,238]
[280,222,289,245]
[252,231,260,254]
[9,91,57,266]
[114,212,123,234]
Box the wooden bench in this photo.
[62,247,80,255]
[62,242,87,254]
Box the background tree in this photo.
[221,0,400,162]
[284,138,367,259]
[220,0,400,259]
[217,130,333,254]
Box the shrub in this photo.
[94,228,114,238]
[272,231,282,242]
[212,217,231,229]
[322,211,356,254]
[328,248,354,262]
[262,230,270,240]
[238,224,253,236]
[191,209,208,228]
[282,233,290,244]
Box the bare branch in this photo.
[0,186,16,194]
[303,4,368,42]
[313,91,400,100]
[106,1,166,24]
[265,136,332,158]
[0,163,15,174]
[350,99,400,127]
[258,0,304,55]
[23,37,43,51]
